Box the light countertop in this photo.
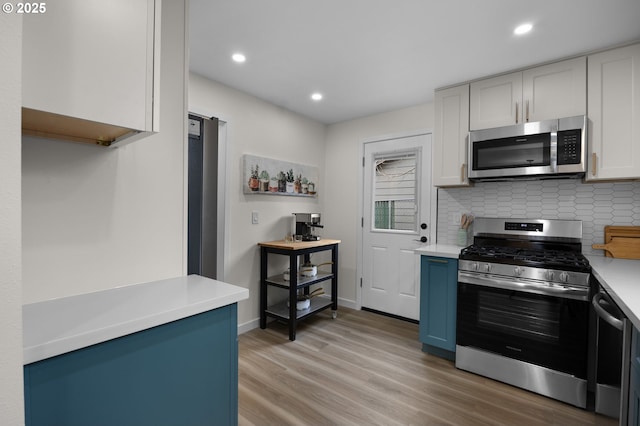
[258,238,341,250]
[415,244,463,259]
[587,256,640,331]
[23,275,249,365]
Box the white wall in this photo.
[189,73,326,328]
[22,1,188,303]
[0,12,25,426]
[189,74,437,327]
[324,104,434,304]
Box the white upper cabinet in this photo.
[587,43,640,181]
[470,57,586,130]
[523,57,586,123]
[433,84,471,187]
[469,72,521,130]
[22,0,160,146]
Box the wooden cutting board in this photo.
[592,226,640,259]
[592,237,640,259]
[604,225,640,242]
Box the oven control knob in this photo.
[559,272,569,283]
[546,270,555,281]
[471,263,479,271]
[482,263,491,273]
[513,266,522,276]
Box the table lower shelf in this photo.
[265,297,335,321]
[266,272,333,289]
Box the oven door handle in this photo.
[458,271,589,300]
[592,292,624,331]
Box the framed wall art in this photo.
[243,154,318,197]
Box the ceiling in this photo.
[189,0,640,125]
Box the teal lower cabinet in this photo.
[630,326,640,426]
[419,255,458,361]
[24,304,239,426]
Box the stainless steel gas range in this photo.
[455,217,592,408]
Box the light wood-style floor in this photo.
[238,308,617,426]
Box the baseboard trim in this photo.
[238,318,260,335]
[361,307,419,324]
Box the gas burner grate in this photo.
[460,245,590,272]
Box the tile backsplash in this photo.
[437,179,640,256]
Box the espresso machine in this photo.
[293,213,323,241]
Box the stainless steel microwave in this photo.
[468,116,587,181]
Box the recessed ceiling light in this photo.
[231,53,246,63]
[311,93,323,101]
[514,23,533,35]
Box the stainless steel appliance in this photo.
[293,213,323,241]
[468,115,586,181]
[188,114,219,278]
[456,218,592,408]
[591,283,632,422]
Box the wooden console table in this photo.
[258,239,340,341]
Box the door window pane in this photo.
[373,151,418,231]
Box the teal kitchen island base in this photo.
[22,275,249,426]
[24,305,238,426]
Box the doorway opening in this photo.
[187,113,228,281]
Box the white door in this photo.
[361,133,432,320]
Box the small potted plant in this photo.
[259,170,270,192]
[248,165,259,191]
[286,169,295,193]
[301,177,309,194]
[269,177,279,192]
[277,171,286,192]
[294,174,302,193]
